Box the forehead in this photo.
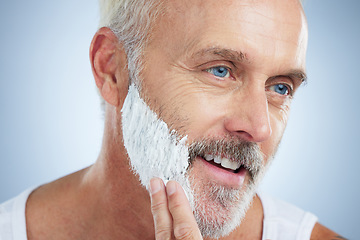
[148,0,308,74]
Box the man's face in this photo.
[123,0,307,237]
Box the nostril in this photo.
[226,123,271,143]
[231,131,254,142]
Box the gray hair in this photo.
[98,0,164,81]
[96,0,304,109]
[98,0,304,79]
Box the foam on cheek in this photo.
[121,84,191,198]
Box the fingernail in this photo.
[166,181,177,196]
[149,178,161,195]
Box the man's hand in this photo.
[149,178,203,240]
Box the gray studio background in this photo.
[0,0,358,238]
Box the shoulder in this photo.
[311,223,348,240]
[258,192,347,240]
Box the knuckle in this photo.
[151,200,168,213]
[155,226,172,240]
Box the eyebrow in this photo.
[283,70,308,85]
[190,47,249,63]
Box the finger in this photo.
[149,178,174,240]
[166,180,202,240]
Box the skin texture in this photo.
[150,178,202,240]
[24,0,344,239]
[139,0,307,236]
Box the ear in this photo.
[90,27,129,107]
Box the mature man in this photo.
[0,0,344,239]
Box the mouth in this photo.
[201,154,245,174]
[194,154,248,188]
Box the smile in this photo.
[203,154,243,173]
[195,154,248,188]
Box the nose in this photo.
[224,84,272,143]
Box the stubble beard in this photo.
[121,82,268,238]
[187,139,266,238]
[188,177,257,238]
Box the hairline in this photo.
[97,0,305,109]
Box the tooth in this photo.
[221,158,237,170]
[234,162,241,170]
[214,156,222,164]
[204,154,214,161]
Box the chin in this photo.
[188,173,258,239]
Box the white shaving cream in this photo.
[121,83,267,238]
[121,83,193,202]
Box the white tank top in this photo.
[258,192,318,240]
[0,187,33,240]
[0,188,317,240]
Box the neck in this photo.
[74,105,157,239]
[82,155,155,239]
[26,107,156,239]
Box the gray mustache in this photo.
[187,138,263,179]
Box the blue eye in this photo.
[269,84,291,95]
[206,66,230,78]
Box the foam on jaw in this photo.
[121,83,192,202]
[121,84,268,238]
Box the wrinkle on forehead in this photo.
[165,0,304,24]
[146,0,308,78]
[162,0,307,49]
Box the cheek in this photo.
[261,103,290,161]
[171,87,232,139]
[142,57,233,138]
[269,100,291,136]
[182,92,230,138]
[148,80,231,140]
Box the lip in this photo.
[195,156,247,188]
